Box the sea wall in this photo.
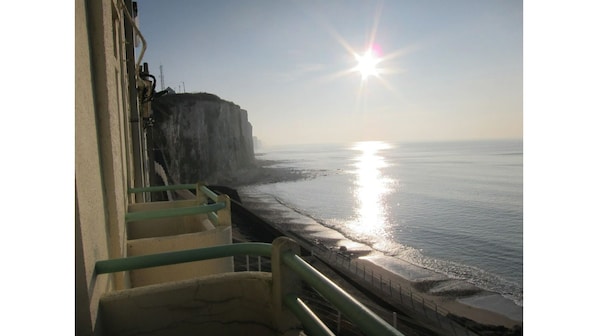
[151,93,255,185]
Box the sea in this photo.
[241,139,523,309]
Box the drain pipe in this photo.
[118,0,147,79]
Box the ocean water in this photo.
[245,140,523,306]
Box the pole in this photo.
[159,64,165,90]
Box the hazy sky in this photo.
[136,0,522,146]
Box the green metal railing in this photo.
[282,251,401,336]
[95,239,404,336]
[125,184,230,225]
[199,185,219,201]
[95,242,271,274]
[284,295,335,336]
[198,185,221,223]
[124,202,225,222]
[128,184,197,194]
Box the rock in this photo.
[151,93,255,185]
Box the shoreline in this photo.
[225,159,522,333]
[355,255,522,328]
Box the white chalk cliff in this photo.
[151,93,255,185]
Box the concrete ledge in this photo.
[127,200,212,240]
[128,199,200,212]
[127,215,214,240]
[99,272,303,336]
[127,227,233,287]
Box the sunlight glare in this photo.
[353,49,381,80]
[348,141,393,239]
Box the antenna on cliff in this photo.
[159,64,165,91]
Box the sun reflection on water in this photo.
[349,141,394,241]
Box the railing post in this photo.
[271,237,302,333]
[196,182,207,204]
[216,194,231,226]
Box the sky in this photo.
[136,0,523,146]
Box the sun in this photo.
[353,49,381,80]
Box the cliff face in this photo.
[151,93,255,185]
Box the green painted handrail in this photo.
[125,202,226,222]
[282,252,403,336]
[208,212,218,225]
[95,242,272,274]
[199,185,219,201]
[128,184,197,193]
[284,295,335,336]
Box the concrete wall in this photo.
[127,227,233,287]
[99,272,303,336]
[75,0,112,334]
[85,0,130,291]
[127,214,214,240]
[125,197,233,287]
[127,200,211,239]
[76,0,137,333]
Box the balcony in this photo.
[96,237,404,336]
[125,184,233,287]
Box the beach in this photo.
[226,159,523,335]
